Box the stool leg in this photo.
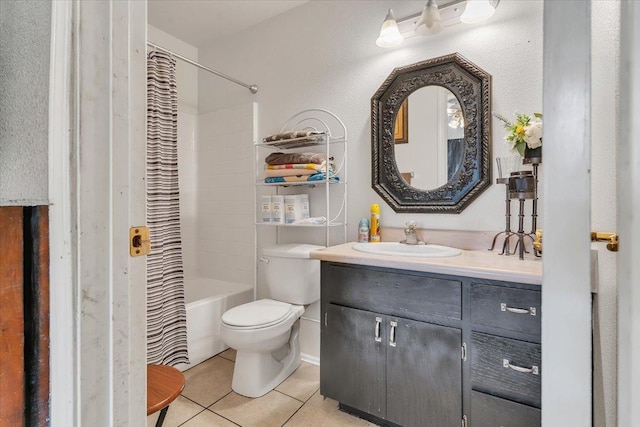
[155,407,169,427]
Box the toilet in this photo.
[220,243,324,398]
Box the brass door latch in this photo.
[591,231,619,252]
[130,226,151,256]
[532,229,618,253]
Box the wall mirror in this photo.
[371,53,491,213]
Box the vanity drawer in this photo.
[470,390,540,427]
[471,332,541,408]
[323,263,462,321]
[470,283,541,339]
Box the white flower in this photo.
[524,118,542,149]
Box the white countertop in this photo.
[311,242,543,285]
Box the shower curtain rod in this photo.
[147,41,258,94]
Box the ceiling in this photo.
[148,0,309,48]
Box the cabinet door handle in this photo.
[503,359,539,375]
[389,321,397,347]
[374,317,382,342]
[501,303,536,316]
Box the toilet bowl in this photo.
[220,244,323,398]
[220,299,305,397]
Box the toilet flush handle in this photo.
[259,257,269,264]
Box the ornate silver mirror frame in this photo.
[371,53,492,213]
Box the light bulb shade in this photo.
[376,9,404,48]
[460,0,496,24]
[415,0,443,36]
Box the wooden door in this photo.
[0,207,25,425]
[386,316,462,427]
[321,303,386,419]
[0,206,49,426]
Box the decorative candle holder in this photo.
[489,177,517,255]
[508,171,536,260]
[489,156,523,256]
[528,159,540,229]
[490,149,543,260]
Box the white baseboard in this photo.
[299,317,319,362]
[301,353,320,366]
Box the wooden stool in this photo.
[147,364,186,427]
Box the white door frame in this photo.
[542,1,592,425]
[48,1,74,424]
[48,0,147,425]
[617,1,640,424]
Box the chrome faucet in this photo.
[400,221,424,245]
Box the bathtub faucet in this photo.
[400,221,424,245]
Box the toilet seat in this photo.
[222,299,294,329]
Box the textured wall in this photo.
[0,0,51,205]
[197,0,544,233]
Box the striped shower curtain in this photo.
[146,50,189,366]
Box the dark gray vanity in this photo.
[320,261,541,427]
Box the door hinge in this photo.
[324,312,328,327]
[129,226,151,257]
[462,414,468,427]
[461,342,467,361]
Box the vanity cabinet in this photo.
[469,282,542,426]
[320,262,542,427]
[321,262,463,426]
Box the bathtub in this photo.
[175,278,253,371]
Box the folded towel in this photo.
[263,130,324,143]
[265,163,330,172]
[265,152,332,166]
[291,216,327,225]
[264,172,339,184]
[264,169,317,177]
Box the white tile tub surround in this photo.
[175,278,253,372]
[178,111,199,278]
[197,103,256,286]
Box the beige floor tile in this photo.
[284,390,378,427]
[180,409,239,427]
[210,390,303,427]
[146,396,205,427]
[218,348,237,362]
[182,356,235,407]
[275,362,320,402]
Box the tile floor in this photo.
[148,349,377,427]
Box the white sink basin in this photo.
[352,242,461,258]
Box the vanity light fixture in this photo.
[415,0,443,36]
[376,0,500,48]
[460,0,496,24]
[375,9,404,48]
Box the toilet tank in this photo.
[262,244,325,305]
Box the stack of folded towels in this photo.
[263,130,324,143]
[263,152,339,184]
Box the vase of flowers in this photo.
[495,112,543,164]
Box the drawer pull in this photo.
[389,321,397,347]
[503,358,539,375]
[375,317,382,342]
[501,303,536,316]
